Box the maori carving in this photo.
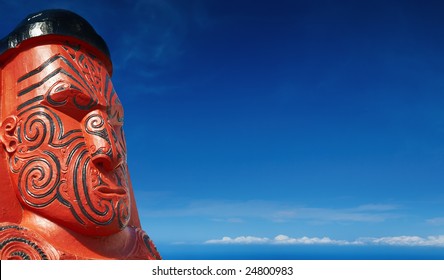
[0,10,160,259]
[0,225,59,260]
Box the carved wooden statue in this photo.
[0,9,160,259]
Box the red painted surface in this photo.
[0,36,160,260]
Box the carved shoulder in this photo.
[125,226,161,260]
[0,223,60,260]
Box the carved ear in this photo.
[0,116,19,153]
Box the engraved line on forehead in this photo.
[17,95,44,111]
[17,54,97,97]
[80,54,100,73]
[62,42,81,52]
[17,54,61,82]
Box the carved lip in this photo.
[95,186,127,197]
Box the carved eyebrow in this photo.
[46,84,98,110]
[29,84,101,122]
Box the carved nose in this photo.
[83,110,123,171]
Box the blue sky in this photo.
[1,0,444,258]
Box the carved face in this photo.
[0,43,130,236]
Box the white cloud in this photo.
[205,236,270,244]
[204,235,360,245]
[366,235,444,247]
[273,235,362,245]
[204,234,444,247]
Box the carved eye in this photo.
[54,82,69,93]
[43,80,99,120]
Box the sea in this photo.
[157,244,444,260]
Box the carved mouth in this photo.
[95,186,127,197]
[91,168,128,198]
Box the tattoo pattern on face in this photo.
[8,44,130,236]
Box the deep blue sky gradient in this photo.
[1,0,444,259]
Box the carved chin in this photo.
[70,196,131,237]
[22,193,130,237]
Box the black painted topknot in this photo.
[0,9,111,67]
